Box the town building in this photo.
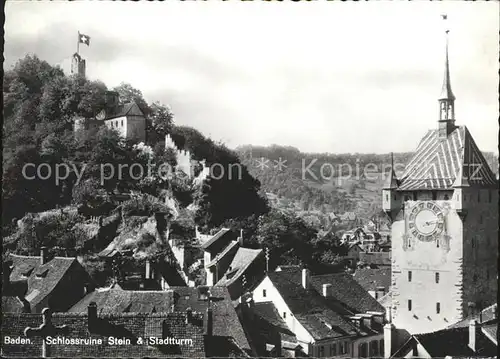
[251,267,386,357]
[202,229,265,301]
[1,306,248,357]
[73,91,147,143]
[353,267,391,301]
[382,24,498,335]
[389,316,497,358]
[2,249,93,314]
[68,285,253,355]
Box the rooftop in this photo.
[353,267,391,292]
[399,126,497,190]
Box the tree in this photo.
[255,209,317,270]
[112,83,151,115]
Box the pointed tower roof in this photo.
[399,126,497,190]
[438,19,455,101]
[383,153,399,189]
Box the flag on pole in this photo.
[78,32,91,46]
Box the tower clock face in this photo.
[408,202,445,241]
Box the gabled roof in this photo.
[414,325,497,358]
[267,271,358,340]
[448,303,498,329]
[359,252,391,266]
[200,228,232,251]
[8,254,83,311]
[399,126,497,190]
[68,286,250,351]
[216,247,263,287]
[310,273,385,314]
[206,240,239,268]
[2,311,208,357]
[102,102,145,121]
[353,267,391,293]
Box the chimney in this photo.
[40,247,49,265]
[302,268,310,290]
[376,286,386,300]
[468,320,478,352]
[322,283,332,297]
[186,307,193,324]
[238,229,244,246]
[204,308,213,336]
[384,323,394,358]
[145,260,151,280]
[88,302,98,331]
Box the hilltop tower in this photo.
[384,17,498,334]
[71,53,86,78]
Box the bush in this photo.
[122,194,168,217]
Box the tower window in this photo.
[436,302,441,314]
[408,300,412,311]
[437,239,440,248]
[283,312,287,319]
[262,289,266,297]
[435,272,440,283]
[121,120,124,127]
[408,271,412,282]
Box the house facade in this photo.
[252,268,386,357]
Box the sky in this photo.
[4,1,499,154]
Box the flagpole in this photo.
[77,31,80,56]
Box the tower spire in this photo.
[438,14,456,138]
[439,16,455,102]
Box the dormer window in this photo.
[35,268,49,278]
[21,267,34,277]
[444,194,449,200]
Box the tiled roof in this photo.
[216,247,263,287]
[310,273,386,314]
[1,311,208,357]
[102,102,144,121]
[359,252,391,266]
[252,302,297,343]
[69,289,175,314]
[413,325,497,358]
[399,126,497,190]
[267,271,359,340]
[200,228,232,251]
[481,321,498,344]
[206,240,239,268]
[353,267,391,292]
[2,296,29,313]
[448,303,498,329]
[8,254,83,311]
[68,286,250,351]
[171,286,251,351]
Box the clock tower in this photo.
[383,20,498,334]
